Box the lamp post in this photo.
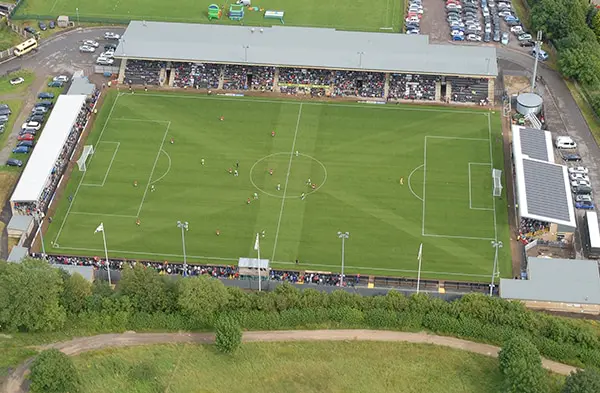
[490,240,503,296]
[76,8,80,26]
[337,231,349,287]
[177,221,189,274]
[34,210,46,258]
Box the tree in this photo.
[558,45,600,86]
[61,272,92,314]
[29,349,80,393]
[0,260,66,332]
[273,282,301,311]
[562,368,600,393]
[499,336,547,393]
[214,316,242,354]
[118,264,172,313]
[177,275,230,321]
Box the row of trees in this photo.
[3,260,600,367]
[528,0,600,107]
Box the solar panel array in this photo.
[522,159,570,222]
[519,128,550,161]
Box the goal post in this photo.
[77,145,94,171]
[492,168,503,197]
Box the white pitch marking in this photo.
[137,122,171,217]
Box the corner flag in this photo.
[254,232,260,251]
[94,223,104,233]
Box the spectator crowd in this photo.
[119,60,490,104]
[517,218,550,244]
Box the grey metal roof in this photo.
[519,128,551,161]
[517,93,543,107]
[115,21,498,77]
[7,246,28,263]
[67,77,95,96]
[52,264,95,282]
[522,159,571,222]
[500,257,600,304]
[7,215,33,232]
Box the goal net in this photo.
[492,169,503,197]
[77,145,94,171]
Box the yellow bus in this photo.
[13,38,37,57]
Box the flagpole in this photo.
[102,226,111,286]
[256,233,261,292]
[416,243,423,294]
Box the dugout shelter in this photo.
[114,21,498,103]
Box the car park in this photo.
[12,146,30,154]
[37,92,54,99]
[6,158,22,167]
[568,166,588,175]
[48,81,63,87]
[79,45,96,53]
[104,32,120,40]
[10,77,24,85]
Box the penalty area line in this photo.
[137,122,171,217]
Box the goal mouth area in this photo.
[492,168,503,197]
[77,145,95,171]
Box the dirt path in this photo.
[2,329,578,393]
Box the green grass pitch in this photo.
[19,0,403,32]
[45,91,511,281]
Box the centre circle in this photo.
[249,152,328,199]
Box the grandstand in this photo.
[115,21,498,105]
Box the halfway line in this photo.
[271,103,303,260]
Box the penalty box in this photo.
[422,136,496,241]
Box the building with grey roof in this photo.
[500,257,600,310]
[67,75,96,97]
[512,126,576,231]
[6,215,34,238]
[115,21,497,78]
[7,246,28,263]
[52,264,95,282]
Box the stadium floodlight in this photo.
[489,240,503,296]
[33,210,46,258]
[492,169,503,197]
[176,221,189,273]
[337,232,350,286]
[77,145,94,171]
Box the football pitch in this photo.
[45,92,511,281]
[18,0,403,32]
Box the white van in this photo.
[556,136,577,149]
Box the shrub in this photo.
[29,349,80,393]
[562,368,600,393]
[215,316,242,354]
[499,337,547,393]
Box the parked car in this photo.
[37,92,55,99]
[452,34,465,41]
[510,25,524,34]
[53,75,69,83]
[20,128,36,136]
[406,29,420,34]
[575,194,593,202]
[96,56,114,65]
[0,114,8,122]
[501,32,509,45]
[23,26,36,34]
[104,43,117,51]
[104,32,120,40]
[28,115,44,123]
[571,179,591,188]
[493,30,501,42]
[38,21,47,31]
[556,136,577,149]
[83,40,99,47]
[573,185,593,194]
[570,173,590,182]
[568,166,588,175]
[79,45,96,53]
[12,146,30,154]
[17,133,34,141]
[0,124,5,134]
[518,33,533,41]
[532,48,549,61]
[48,81,63,87]
[0,107,11,115]
[17,141,33,148]
[563,153,582,162]
[10,77,24,85]
[466,34,482,41]
[36,100,53,108]
[49,20,55,29]
[484,32,491,42]
[6,158,22,167]
[21,121,41,131]
[520,40,535,47]
[576,201,595,210]
[102,50,115,58]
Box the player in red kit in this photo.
[271,131,275,137]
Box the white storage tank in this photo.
[516,93,543,115]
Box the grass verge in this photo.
[0,70,34,95]
[564,80,600,145]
